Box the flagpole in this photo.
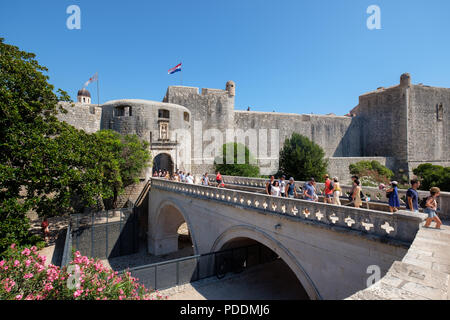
[97,73,100,107]
[180,66,183,86]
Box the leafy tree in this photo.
[413,163,450,192]
[278,133,328,181]
[214,143,260,177]
[349,160,394,186]
[0,38,151,254]
[95,130,151,208]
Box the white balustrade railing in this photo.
[150,178,426,243]
[220,175,449,219]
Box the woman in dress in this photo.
[386,181,400,213]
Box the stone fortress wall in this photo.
[57,73,449,189]
[57,102,102,134]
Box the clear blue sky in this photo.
[1,0,450,115]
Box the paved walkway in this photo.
[160,259,309,300]
[348,223,450,300]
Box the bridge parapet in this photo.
[221,176,450,219]
[150,178,426,244]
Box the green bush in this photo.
[413,163,450,192]
[278,133,328,181]
[349,160,393,186]
[214,143,260,177]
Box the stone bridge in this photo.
[144,177,450,300]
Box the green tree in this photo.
[349,160,394,186]
[413,163,450,192]
[278,133,328,181]
[95,130,151,208]
[0,38,151,254]
[214,143,260,177]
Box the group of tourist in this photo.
[152,168,443,230]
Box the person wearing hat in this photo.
[286,177,298,198]
[386,181,400,213]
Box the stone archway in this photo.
[148,200,197,256]
[153,153,174,174]
[210,225,322,300]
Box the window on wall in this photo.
[129,106,132,116]
[115,106,125,117]
[184,112,189,122]
[158,109,170,119]
[159,122,169,140]
[437,104,443,121]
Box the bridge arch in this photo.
[149,199,198,256]
[210,225,322,300]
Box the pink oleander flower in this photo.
[23,273,34,279]
[14,260,20,267]
[30,246,37,252]
[74,289,83,298]
[25,260,31,267]
[10,243,16,249]
[0,260,5,268]
[15,295,23,300]
[21,248,31,256]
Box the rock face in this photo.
[58,74,450,181]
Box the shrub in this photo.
[0,244,166,300]
[349,161,394,186]
[413,163,450,192]
[278,133,328,181]
[214,143,260,177]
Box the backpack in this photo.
[329,181,334,191]
[419,197,429,209]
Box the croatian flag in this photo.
[168,63,182,75]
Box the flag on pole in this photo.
[84,72,98,87]
[168,63,182,75]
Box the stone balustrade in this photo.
[150,178,426,244]
[220,175,450,220]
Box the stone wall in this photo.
[406,85,450,176]
[327,157,395,184]
[233,111,362,175]
[57,102,102,134]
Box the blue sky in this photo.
[1,0,449,115]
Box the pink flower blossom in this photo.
[73,289,83,298]
[25,260,31,267]
[15,295,22,300]
[23,273,34,279]
[10,243,16,249]
[21,248,31,256]
[14,260,20,267]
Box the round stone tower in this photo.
[226,80,236,96]
[77,88,91,104]
[400,73,411,87]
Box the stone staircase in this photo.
[348,225,450,300]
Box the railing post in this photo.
[176,260,179,285]
[154,266,157,290]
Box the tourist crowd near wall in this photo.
[57,73,449,185]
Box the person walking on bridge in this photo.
[406,179,420,213]
[266,176,275,195]
[332,177,341,205]
[352,180,362,208]
[424,187,442,229]
[286,177,298,199]
[386,181,400,213]
[303,178,316,201]
[323,174,334,204]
